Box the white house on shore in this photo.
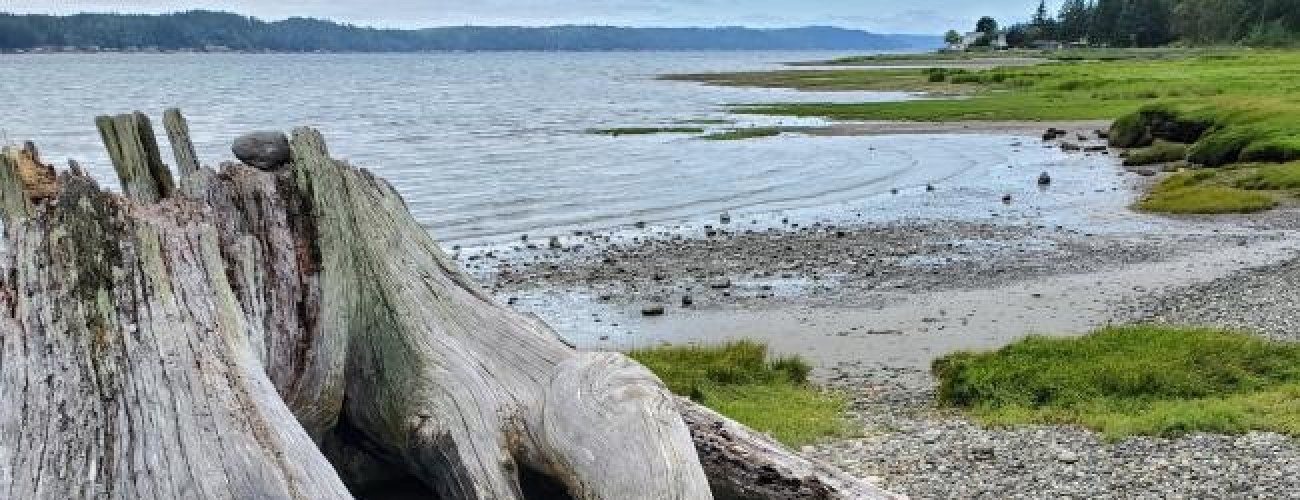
[953,31,1008,50]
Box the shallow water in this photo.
[0,51,1132,247]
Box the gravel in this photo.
[806,362,1300,499]
[1117,255,1300,341]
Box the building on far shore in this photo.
[954,31,1008,51]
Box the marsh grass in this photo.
[720,51,1291,125]
[589,127,705,136]
[628,341,847,446]
[1236,161,1300,189]
[1135,168,1281,213]
[1123,141,1190,166]
[700,127,784,141]
[933,326,1300,439]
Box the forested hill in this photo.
[0,10,940,51]
[1001,0,1300,48]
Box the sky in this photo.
[4,1,1051,34]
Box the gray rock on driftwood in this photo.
[232,131,292,170]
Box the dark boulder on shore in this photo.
[1038,172,1052,186]
[232,131,291,170]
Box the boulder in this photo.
[232,131,292,170]
[1037,172,1052,186]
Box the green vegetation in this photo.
[663,68,965,93]
[1236,162,1300,189]
[700,127,784,141]
[934,326,1300,439]
[977,0,1300,50]
[724,50,1281,122]
[589,127,705,136]
[628,341,847,446]
[1138,183,1276,214]
[1123,141,1189,166]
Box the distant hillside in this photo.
[0,11,942,52]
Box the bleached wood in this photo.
[680,400,901,500]
[96,111,175,202]
[1,114,895,500]
[0,153,30,224]
[164,108,202,178]
[0,173,352,499]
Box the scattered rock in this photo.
[641,305,666,316]
[1038,172,1052,186]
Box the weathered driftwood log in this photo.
[0,111,898,500]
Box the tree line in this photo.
[0,10,938,51]
[961,0,1300,48]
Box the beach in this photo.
[465,123,1300,498]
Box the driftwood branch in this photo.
[0,110,897,500]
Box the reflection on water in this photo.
[3,51,1121,246]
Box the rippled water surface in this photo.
[2,51,1117,245]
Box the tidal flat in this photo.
[471,47,1300,495]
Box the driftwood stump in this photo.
[0,110,898,500]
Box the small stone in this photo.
[1038,172,1052,186]
[1056,450,1080,464]
[232,131,292,171]
[641,305,666,316]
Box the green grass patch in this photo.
[589,127,705,136]
[798,48,1201,67]
[1123,141,1189,166]
[674,118,734,125]
[933,326,1300,439]
[1236,162,1300,189]
[710,50,1292,125]
[1138,183,1276,214]
[662,68,966,93]
[700,127,783,141]
[628,341,847,446]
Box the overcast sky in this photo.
[5,1,1049,34]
